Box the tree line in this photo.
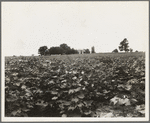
[112,38,138,53]
[38,43,92,56]
[38,38,137,55]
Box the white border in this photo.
[1,117,149,122]
[1,1,149,122]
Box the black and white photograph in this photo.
[1,1,149,122]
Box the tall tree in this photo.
[91,46,95,53]
[38,46,48,56]
[119,38,129,52]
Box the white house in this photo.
[77,49,86,54]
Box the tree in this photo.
[112,49,118,53]
[84,49,90,54]
[119,38,129,52]
[60,43,71,54]
[129,48,133,52]
[49,47,64,55]
[69,48,78,54]
[38,46,48,56]
[91,46,95,53]
[45,49,50,55]
[39,43,80,55]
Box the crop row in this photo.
[5,55,145,117]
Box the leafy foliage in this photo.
[5,53,145,117]
[49,47,64,55]
[91,46,95,53]
[112,49,118,53]
[84,49,90,54]
[38,43,79,56]
[119,38,129,52]
[38,46,48,56]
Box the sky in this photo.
[2,2,149,56]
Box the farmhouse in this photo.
[77,49,86,54]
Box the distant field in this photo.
[5,52,145,62]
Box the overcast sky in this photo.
[2,2,149,56]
